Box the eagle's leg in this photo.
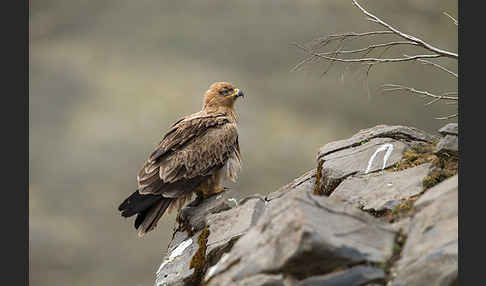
[209,169,227,195]
[211,187,226,194]
[197,169,226,199]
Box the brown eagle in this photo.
[118,82,244,236]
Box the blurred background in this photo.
[29,0,457,285]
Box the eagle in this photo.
[118,82,244,237]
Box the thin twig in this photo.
[314,31,395,46]
[442,91,458,96]
[291,54,317,72]
[443,12,458,26]
[425,91,459,106]
[435,113,458,120]
[290,32,400,72]
[416,58,457,78]
[362,45,394,98]
[295,43,442,63]
[404,54,458,78]
[317,41,418,56]
[291,31,397,71]
[365,45,392,78]
[352,0,458,59]
[320,38,347,77]
[382,84,458,101]
[425,97,443,106]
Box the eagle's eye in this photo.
[219,88,234,96]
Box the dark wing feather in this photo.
[137,111,239,197]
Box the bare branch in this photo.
[314,31,395,47]
[415,59,458,78]
[290,31,398,72]
[382,84,458,102]
[364,45,392,76]
[425,91,460,106]
[442,91,458,96]
[403,54,458,78]
[435,113,458,120]
[424,97,443,106]
[320,37,347,77]
[443,12,458,26]
[291,52,318,72]
[362,45,393,97]
[297,43,442,63]
[291,1,458,121]
[290,42,327,72]
[352,0,458,59]
[317,41,418,56]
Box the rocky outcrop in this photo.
[435,123,458,157]
[155,124,458,286]
[390,175,458,286]
[315,125,438,196]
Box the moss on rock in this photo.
[313,160,324,195]
[190,226,210,284]
[391,142,458,190]
[391,143,438,172]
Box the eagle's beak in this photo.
[235,89,244,98]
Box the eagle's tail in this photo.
[118,190,172,237]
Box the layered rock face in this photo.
[155,124,458,286]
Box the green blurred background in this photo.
[29,0,457,285]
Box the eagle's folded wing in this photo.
[137,112,240,197]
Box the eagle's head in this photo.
[203,82,244,110]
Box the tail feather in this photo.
[119,190,173,236]
[118,190,161,217]
[137,199,172,237]
[134,208,149,229]
[119,189,195,236]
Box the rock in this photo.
[205,188,395,285]
[318,125,437,158]
[157,189,244,286]
[438,123,458,136]
[153,124,457,286]
[158,194,266,286]
[414,175,458,211]
[265,169,316,201]
[435,123,458,156]
[317,137,408,195]
[215,266,386,286]
[389,217,412,233]
[177,189,241,234]
[227,274,286,286]
[330,163,431,211]
[391,176,458,286]
[205,197,266,265]
[155,233,202,286]
[316,125,438,196]
[435,135,458,156]
[168,189,240,252]
[296,266,385,286]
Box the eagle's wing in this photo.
[137,111,240,197]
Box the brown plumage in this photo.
[118,82,244,237]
